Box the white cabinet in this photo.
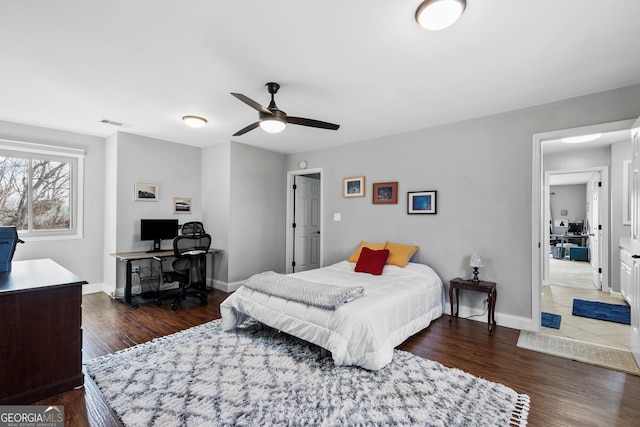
[621,246,633,305]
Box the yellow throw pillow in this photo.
[347,241,386,263]
[384,241,419,267]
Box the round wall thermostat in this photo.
[299,160,308,169]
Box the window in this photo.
[0,139,84,239]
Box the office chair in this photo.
[155,233,212,310]
[181,221,205,235]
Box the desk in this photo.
[111,248,221,308]
[0,259,87,404]
[551,234,589,249]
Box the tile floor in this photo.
[542,257,631,350]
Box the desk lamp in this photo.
[469,254,483,284]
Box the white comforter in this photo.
[220,261,444,370]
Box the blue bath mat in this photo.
[541,312,561,329]
[572,299,631,325]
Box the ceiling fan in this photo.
[231,82,340,136]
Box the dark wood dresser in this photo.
[0,258,87,404]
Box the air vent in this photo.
[100,119,131,128]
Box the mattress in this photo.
[220,261,444,370]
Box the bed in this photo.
[221,245,444,370]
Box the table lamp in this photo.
[469,253,483,283]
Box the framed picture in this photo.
[554,219,569,228]
[135,183,159,201]
[372,182,398,204]
[343,176,365,198]
[407,191,437,214]
[173,197,192,214]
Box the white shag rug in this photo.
[86,320,530,426]
[517,330,640,376]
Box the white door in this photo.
[589,172,602,289]
[292,175,320,272]
[630,115,640,366]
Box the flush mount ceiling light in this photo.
[416,0,466,31]
[561,133,602,144]
[182,115,208,128]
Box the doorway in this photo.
[541,165,631,349]
[285,168,323,274]
[532,119,635,335]
[545,167,607,291]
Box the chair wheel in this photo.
[171,303,178,310]
[155,300,162,306]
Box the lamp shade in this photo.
[416,0,466,31]
[469,253,484,268]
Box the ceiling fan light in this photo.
[562,133,602,143]
[260,117,286,133]
[416,0,466,31]
[182,115,208,128]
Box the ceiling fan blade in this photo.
[230,93,272,115]
[288,116,340,130]
[233,122,260,136]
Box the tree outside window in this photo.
[0,154,73,234]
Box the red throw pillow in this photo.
[355,247,390,275]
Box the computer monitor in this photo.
[140,219,179,252]
[567,221,583,235]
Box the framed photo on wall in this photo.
[343,176,365,198]
[407,190,437,214]
[135,183,159,201]
[173,197,192,214]
[372,182,398,204]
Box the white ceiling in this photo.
[1,1,640,154]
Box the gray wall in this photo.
[202,141,287,287]
[228,142,286,282]
[285,84,640,323]
[107,131,203,294]
[103,133,118,292]
[549,184,586,234]
[612,139,632,291]
[114,132,202,253]
[0,120,105,284]
[544,146,610,172]
[202,142,231,283]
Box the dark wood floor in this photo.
[35,291,640,427]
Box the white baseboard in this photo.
[82,282,104,295]
[496,312,534,331]
[104,279,228,300]
[609,289,623,299]
[109,287,121,299]
[445,304,532,331]
[98,278,239,300]
[210,279,242,293]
